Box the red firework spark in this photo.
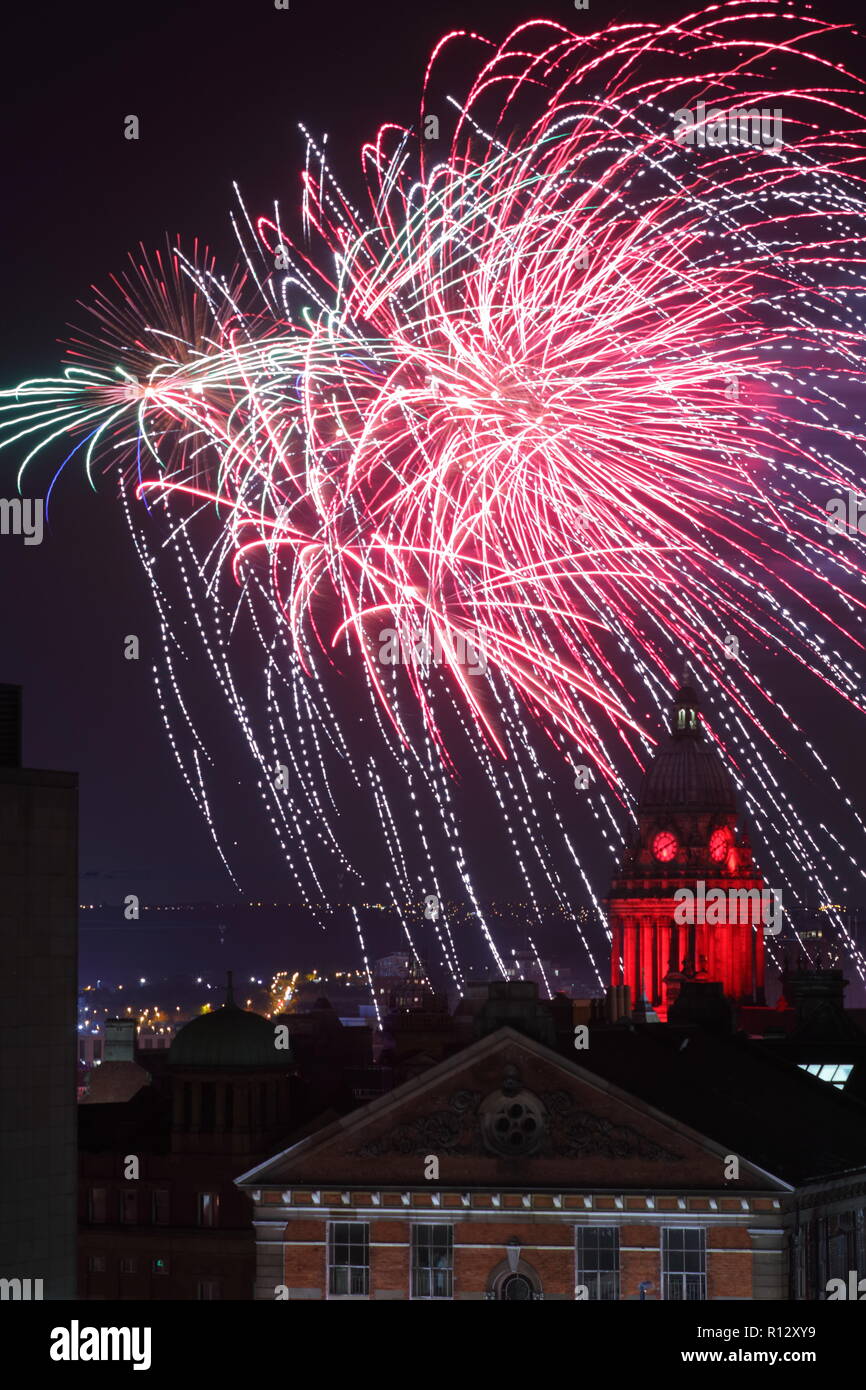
[7,1,866,789]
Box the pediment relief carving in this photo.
[351,1076,683,1163]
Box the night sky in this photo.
[3,0,866,981]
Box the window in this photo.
[87,1255,106,1273]
[201,1082,216,1131]
[500,1274,535,1300]
[816,1217,828,1294]
[663,1228,706,1300]
[197,1279,220,1300]
[798,1063,854,1090]
[151,1189,169,1225]
[791,1228,804,1301]
[482,1090,546,1156]
[88,1188,108,1224]
[411,1225,453,1299]
[328,1222,370,1297]
[120,1257,137,1275]
[802,1220,817,1300]
[120,1190,137,1224]
[829,1231,848,1282]
[576,1226,620,1300]
[197,1193,220,1228]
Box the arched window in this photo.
[501,1274,534,1301]
[486,1256,543,1300]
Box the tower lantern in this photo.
[672,680,700,736]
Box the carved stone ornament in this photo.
[352,1081,682,1162]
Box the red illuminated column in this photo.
[611,916,623,987]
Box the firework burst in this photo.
[4,1,866,986]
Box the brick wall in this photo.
[270,1202,768,1300]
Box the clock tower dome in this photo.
[606,679,766,1019]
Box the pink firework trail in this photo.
[4,1,866,983]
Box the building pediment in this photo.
[351,1080,681,1163]
[237,1028,782,1191]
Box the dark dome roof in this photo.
[638,680,737,813]
[169,1003,290,1069]
[638,739,736,811]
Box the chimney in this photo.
[103,1018,137,1062]
[668,979,733,1035]
[606,984,631,1022]
[0,684,22,767]
[783,966,847,1022]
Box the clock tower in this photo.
[606,679,766,1020]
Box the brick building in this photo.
[237,1027,806,1300]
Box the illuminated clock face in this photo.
[652,831,678,862]
[709,827,731,862]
